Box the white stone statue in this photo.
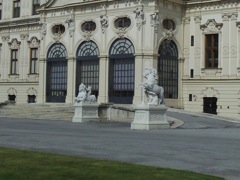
[138,68,164,105]
[65,18,75,37]
[86,86,97,103]
[100,14,108,33]
[133,7,146,29]
[39,21,47,39]
[75,83,96,103]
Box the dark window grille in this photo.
[189,94,192,101]
[191,36,194,46]
[76,41,99,97]
[158,40,178,99]
[162,19,175,30]
[52,24,65,35]
[114,17,131,28]
[0,3,2,20]
[109,38,135,104]
[46,43,68,102]
[11,49,18,74]
[8,95,16,103]
[28,95,36,103]
[205,34,218,68]
[32,0,40,15]
[190,69,194,78]
[30,48,38,74]
[13,0,20,18]
[81,21,96,32]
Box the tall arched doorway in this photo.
[109,38,135,104]
[76,41,99,97]
[158,40,178,99]
[46,43,68,102]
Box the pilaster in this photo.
[1,36,10,79]
[98,55,108,104]
[222,13,231,76]
[37,58,46,103]
[66,56,76,103]
[194,16,201,77]
[133,53,144,105]
[178,57,185,108]
[20,34,29,80]
[236,20,240,76]
[229,13,238,77]
[182,16,190,78]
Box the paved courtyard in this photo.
[0,109,240,180]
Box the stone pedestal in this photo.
[131,104,170,130]
[72,102,99,122]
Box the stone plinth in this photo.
[72,102,99,122]
[131,104,170,130]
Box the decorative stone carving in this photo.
[7,87,17,95]
[201,87,220,97]
[182,17,190,24]
[8,38,21,49]
[138,68,164,105]
[75,83,96,104]
[82,31,92,41]
[20,34,29,41]
[100,14,108,33]
[200,19,223,32]
[222,13,231,21]
[194,16,202,23]
[150,12,160,32]
[236,21,240,31]
[27,37,40,48]
[65,18,75,37]
[133,7,146,30]
[231,13,238,21]
[2,36,10,42]
[164,29,174,40]
[27,87,37,95]
[115,28,127,39]
[39,21,47,39]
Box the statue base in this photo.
[131,104,170,130]
[72,102,99,123]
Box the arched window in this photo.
[158,40,178,99]
[109,38,135,104]
[110,38,135,56]
[47,43,67,59]
[46,43,68,102]
[76,41,99,97]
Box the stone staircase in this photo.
[0,103,75,121]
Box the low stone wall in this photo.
[98,103,134,122]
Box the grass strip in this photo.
[0,147,223,180]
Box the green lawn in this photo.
[0,148,223,180]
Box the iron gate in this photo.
[109,38,135,104]
[109,57,135,104]
[46,43,68,102]
[158,40,178,99]
[76,41,99,97]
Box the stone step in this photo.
[0,104,74,121]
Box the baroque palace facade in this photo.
[0,0,239,118]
